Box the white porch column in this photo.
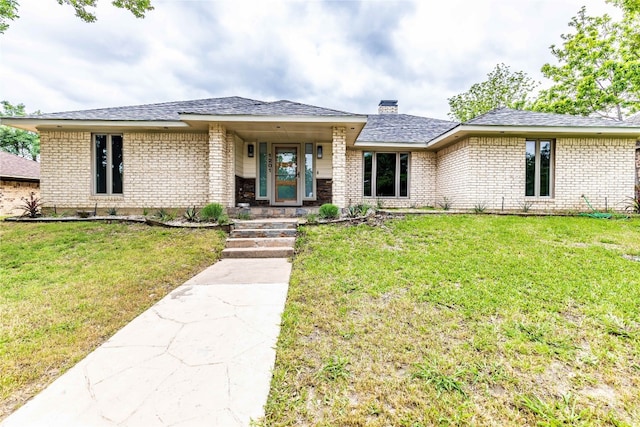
[208,123,234,207]
[331,126,347,208]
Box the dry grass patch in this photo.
[264,215,640,426]
[0,221,225,419]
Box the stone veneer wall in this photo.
[345,148,437,208]
[0,179,40,216]
[39,131,209,211]
[435,136,636,211]
[235,176,331,207]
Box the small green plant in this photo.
[473,202,486,213]
[376,198,384,210]
[624,187,640,214]
[236,211,251,220]
[201,203,224,222]
[155,208,175,222]
[20,192,43,218]
[520,201,533,212]
[346,203,372,218]
[411,361,467,398]
[142,207,150,216]
[317,355,350,381]
[319,203,339,219]
[107,207,118,216]
[305,213,319,224]
[438,197,452,210]
[183,206,199,222]
[216,214,230,225]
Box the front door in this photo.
[274,146,300,205]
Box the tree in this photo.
[532,6,640,120]
[0,0,153,33]
[447,64,539,122]
[0,101,40,161]
[606,0,640,14]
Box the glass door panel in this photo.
[274,146,299,204]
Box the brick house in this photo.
[0,151,40,216]
[1,97,639,214]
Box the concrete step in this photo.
[233,220,298,230]
[221,247,294,259]
[230,228,297,239]
[225,237,296,249]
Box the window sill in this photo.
[524,196,555,201]
[89,195,125,201]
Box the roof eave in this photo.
[354,141,428,149]
[426,125,640,150]
[178,113,368,124]
[0,118,191,133]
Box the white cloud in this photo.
[0,0,620,119]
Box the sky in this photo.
[0,0,619,120]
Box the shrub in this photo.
[155,208,175,222]
[438,197,452,210]
[20,192,43,218]
[473,202,486,213]
[319,203,339,219]
[107,207,118,216]
[183,206,199,222]
[306,213,319,224]
[201,203,224,222]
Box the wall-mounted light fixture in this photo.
[248,144,254,158]
[317,145,323,159]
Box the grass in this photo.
[0,222,226,418]
[263,215,640,426]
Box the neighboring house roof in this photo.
[0,151,40,181]
[466,107,636,128]
[626,112,640,125]
[21,97,359,121]
[356,114,457,145]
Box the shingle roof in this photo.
[626,112,640,125]
[466,107,639,128]
[357,114,458,143]
[23,97,359,121]
[0,151,40,180]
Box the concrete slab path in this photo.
[1,258,292,427]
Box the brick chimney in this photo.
[378,100,398,114]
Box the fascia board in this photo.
[179,114,368,124]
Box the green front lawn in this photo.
[0,222,226,418]
[265,215,640,426]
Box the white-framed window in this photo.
[94,134,123,195]
[525,139,554,197]
[363,152,409,198]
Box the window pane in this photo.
[539,140,551,197]
[376,153,396,197]
[258,142,267,198]
[525,140,536,197]
[399,153,409,197]
[95,135,107,194]
[363,152,373,197]
[305,143,313,198]
[111,135,123,194]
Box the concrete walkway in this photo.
[1,258,291,427]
